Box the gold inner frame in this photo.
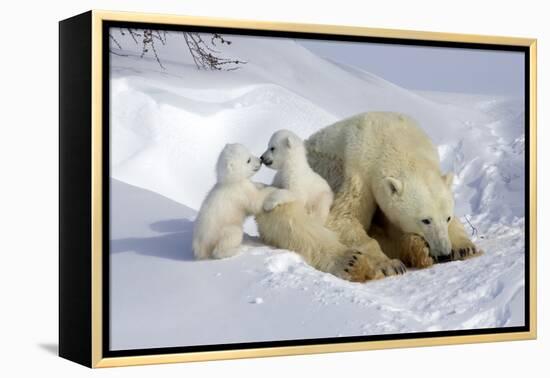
[90,9,537,368]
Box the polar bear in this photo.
[260,130,333,224]
[193,143,278,260]
[256,112,481,282]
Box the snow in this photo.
[108,30,525,350]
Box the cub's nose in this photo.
[260,155,265,163]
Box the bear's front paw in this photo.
[400,233,434,269]
[371,258,407,278]
[334,250,406,282]
[451,238,483,261]
[336,249,376,282]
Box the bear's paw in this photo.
[337,249,375,282]
[451,238,483,261]
[371,258,407,278]
[335,249,406,282]
[400,233,434,269]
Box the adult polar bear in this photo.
[256,112,481,282]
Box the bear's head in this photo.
[216,143,261,183]
[260,129,306,170]
[377,171,455,260]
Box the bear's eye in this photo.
[447,216,451,223]
[421,219,431,225]
[247,158,251,164]
[270,147,275,151]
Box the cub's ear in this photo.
[442,172,454,188]
[227,161,235,172]
[384,177,403,196]
[285,136,293,148]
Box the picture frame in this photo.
[59,10,537,368]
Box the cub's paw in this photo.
[262,198,281,212]
[451,238,483,261]
[400,233,434,269]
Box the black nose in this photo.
[260,155,265,162]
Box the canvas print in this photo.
[107,26,526,351]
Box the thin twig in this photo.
[110,28,245,71]
[463,215,478,238]
[109,34,123,50]
[109,49,128,57]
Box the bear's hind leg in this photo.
[211,226,243,259]
[256,202,381,282]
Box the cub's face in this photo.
[377,172,455,259]
[217,143,261,182]
[261,129,303,170]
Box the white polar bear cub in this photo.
[193,143,273,260]
[261,129,333,224]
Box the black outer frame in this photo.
[59,11,93,367]
[59,11,532,368]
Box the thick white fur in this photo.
[256,112,479,280]
[192,143,277,260]
[260,129,333,224]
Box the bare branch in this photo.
[139,29,165,69]
[109,34,123,50]
[463,216,479,238]
[109,28,246,71]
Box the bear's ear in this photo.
[384,177,403,196]
[227,160,235,172]
[285,136,293,148]
[442,172,454,188]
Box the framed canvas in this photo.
[59,10,537,368]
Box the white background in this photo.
[0,0,546,376]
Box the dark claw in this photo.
[435,255,452,263]
[352,255,358,261]
[348,261,354,267]
[381,268,389,276]
[344,268,349,273]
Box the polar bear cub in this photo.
[261,129,333,223]
[193,143,274,260]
